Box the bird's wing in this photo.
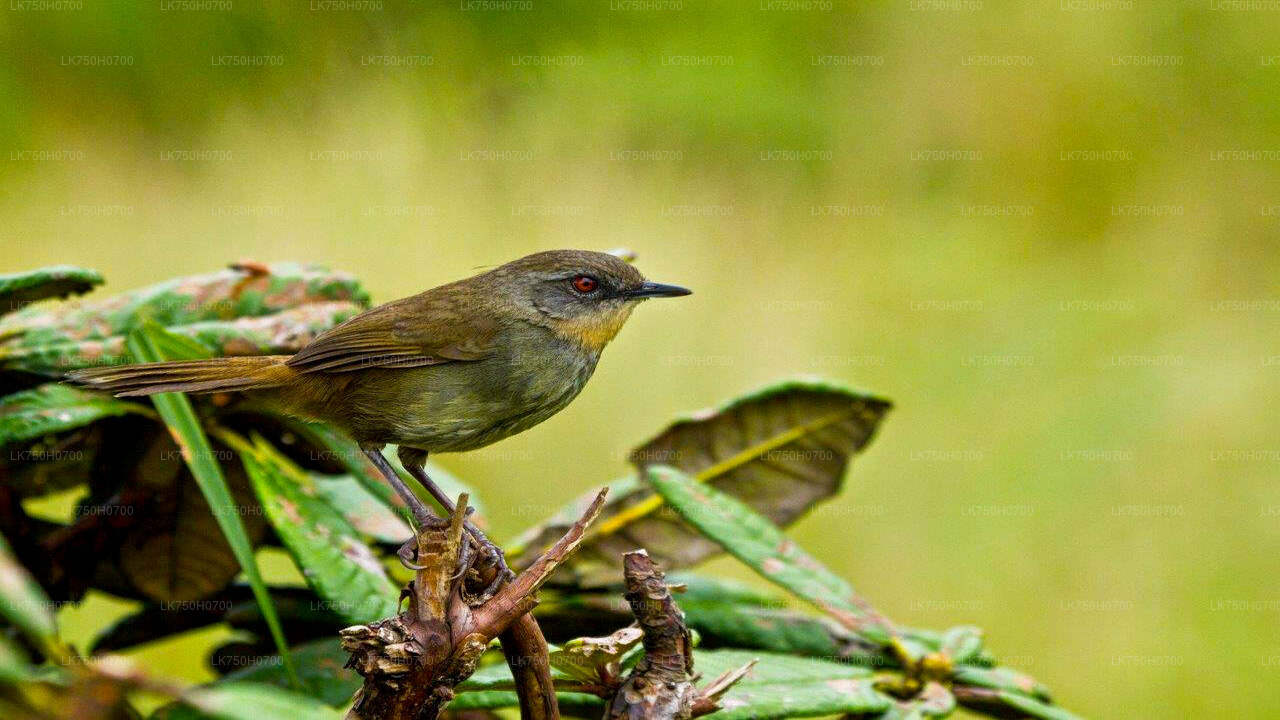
[286,291,498,374]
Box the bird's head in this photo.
[496,249,691,352]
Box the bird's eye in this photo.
[570,275,599,294]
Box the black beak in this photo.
[626,281,692,299]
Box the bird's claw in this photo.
[395,528,513,601]
[451,532,474,582]
[470,534,514,602]
[397,537,428,571]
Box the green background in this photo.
[3,1,1279,716]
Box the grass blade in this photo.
[126,322,298,687]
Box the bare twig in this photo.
[472,489,608,637]
[605,550,696,720]
[690,659,756,716]
[600,550,753,720]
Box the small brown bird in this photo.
[68,249,690,584]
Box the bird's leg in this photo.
[397,446,515,595]
[362,446,436,570]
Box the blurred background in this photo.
[2,1,1278,716]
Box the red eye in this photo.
[571,275,599,294]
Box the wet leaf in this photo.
[0,262,367,352]
[2,302,364,375]
[0,383,153,446]
[0,265,102,315]
[509,380,890,586]
[0,533,59,652]
[229,432,398,625]
[647,465,897,646]
[127,321,297,687]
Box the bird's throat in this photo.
[550,305,636,353]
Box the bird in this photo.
[67,249,691,590]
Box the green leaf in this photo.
[267,417,399,507]
[939,625,984,664]
[458,648,890,719]
[453,656,607,715]
[449,689,605,717]
[0,262,367,352]
[549,626,643,683]
[126,322,298,688]
[264,418,410,521]
[313,474,411,545]
[0,533,60,655]
[270,414,482,522]
[509,379,891,586]
[867,682,955,720]
[647,465,897,646]
[955,687,1084,720]
[460,655,577,691]
[675,578,873,662]
[538,578,991,674]
[695,649,890,719]
[1,302,364,375]
[0,633,36,683]
[219,638,358,707]
[228,431,399,625]
[699,648,874,683]
[160,683,344,720]
[0,382,153,446]
[0,265,102,315]
[953,665,1051,702]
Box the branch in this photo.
[341,488,609,720]
[473,489,608,637]
[500,615,558,720]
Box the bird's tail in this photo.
[66,355,295,397]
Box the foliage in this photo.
[0,264,1082,719]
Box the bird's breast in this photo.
[360,329,600,452]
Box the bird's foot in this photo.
[469,532,515,602]
[396,536,428,571]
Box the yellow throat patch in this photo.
[553,304,637,353]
